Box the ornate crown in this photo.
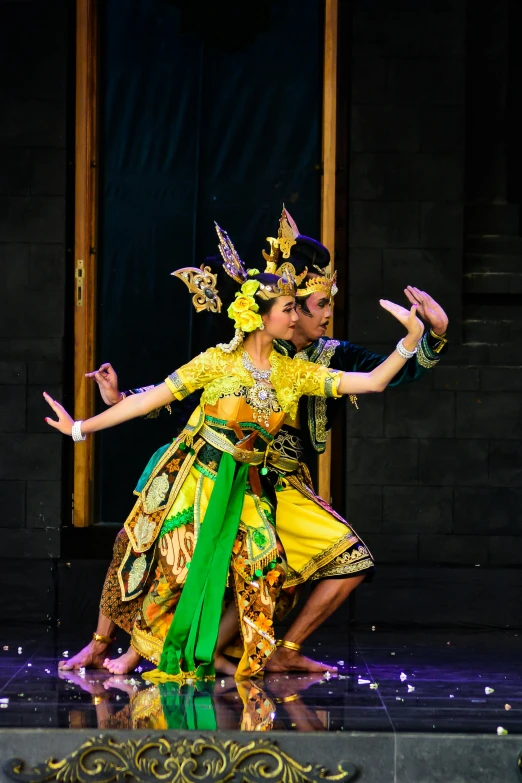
[171,265,222,313]
[256,272,296,300]
[216,221,296,300]
[262,208,337,300]
[262,207,307,287]
[296,269,338,300]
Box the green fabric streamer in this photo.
[159,682,217,730]
[158,452,248,678]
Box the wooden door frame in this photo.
[318,0,338,503]
[73,0,98,526]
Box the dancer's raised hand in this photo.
[379,300,424,343]
[85,362,121,406]
[43,391,74,435]
[404,286,448,336]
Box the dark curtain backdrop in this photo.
[98,0,323,522]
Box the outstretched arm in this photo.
[337,300,424,395]
[44,382,174,436]
[332,286,448,384]
[45,346,225,438]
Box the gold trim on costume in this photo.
[130,623,164,664]
[296,338,342,451]
[417,336,440,369]
[283,532,362,588]
[430,328,448,353]
[280,473,375,587]
[311,551,375,580]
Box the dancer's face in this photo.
[262,296,298,340]
[294,290,333,345]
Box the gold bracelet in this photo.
[276,639,302,653]
[92,632,114,645]
[92,694,109,705]
[429,329,448,354]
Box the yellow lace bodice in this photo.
[165,346,342,422]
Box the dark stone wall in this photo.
[344,0,522,571]
[0,0,68,618]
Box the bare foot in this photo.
[58,640,110,670]
[103,675,141,696]
[265,647,338,673]
[104,647,141,674]
[264,671,331,697]
[57,669,107,695]
[214,653,237,676]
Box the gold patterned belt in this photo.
[194,424,301,474]
[198,424,266,465]
[269,455,300,473]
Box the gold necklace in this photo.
[241,352,281,428]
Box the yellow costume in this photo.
[116,345,344,681]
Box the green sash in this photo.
[158,452,248,678]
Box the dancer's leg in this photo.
[266,575,364,672]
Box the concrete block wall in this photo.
[345,0,522,567]
[0,0,68,597]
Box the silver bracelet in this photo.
[396,338,418,359]
[71,420,86,442]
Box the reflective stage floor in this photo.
[1,625,521,735]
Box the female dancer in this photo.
[46,225,423,681]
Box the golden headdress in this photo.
[172,222,296,322]
[296,269,338,300]
[263,207,337,300]
[262,207,308,287]
[171,265,222,313]
[215,222,295,300]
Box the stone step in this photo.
[466,234,522,255]
[462,319,511,344]
[465,202,520,236]
[464,253,522,274]
[464,272,522,294]
[464,303,522,321]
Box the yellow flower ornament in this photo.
[236,309,263,332]
[241,279,260,296]
[227,280,263,332]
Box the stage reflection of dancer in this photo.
[47,222,425,682]
[79,673,331,732]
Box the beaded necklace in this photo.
[241,351,281,428]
